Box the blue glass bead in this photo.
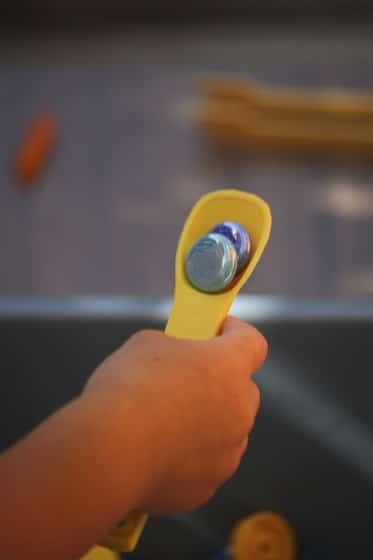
[185,233,238,293]
[211,221,251,273]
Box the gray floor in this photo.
[2,304,373,559]
[2,26,373,298]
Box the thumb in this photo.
[220,315,250,334]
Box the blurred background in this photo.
[2,5,373,560]
[2,3,373,297]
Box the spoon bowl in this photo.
[166,190,271,339]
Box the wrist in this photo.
[78,389,163,517]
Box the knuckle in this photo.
[249,382,261,414]
[229,383,261,437]
[236,328,268,371]
[135,328,162,343]
[237,436,249,457]
[128,329,165,354]
[220,452,242,480]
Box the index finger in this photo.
[212,315,268,375]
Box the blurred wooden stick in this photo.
[200,99,373,159]
[200,78,373,158]
[202,78,373,124]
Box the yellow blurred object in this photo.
[230,511,297,560]
[100,190,271,551]
[100,511,147,552]
[200,77,373,158]
[203,78,373,123]
[80,546,120,560]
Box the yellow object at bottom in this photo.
[100,511,147,551]
[81,545,120,560]
[230,511,296,560]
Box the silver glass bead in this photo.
[185,233,238,293]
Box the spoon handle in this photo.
[165,291,231,340]
[99,300,226,552]
[99,512,148,552]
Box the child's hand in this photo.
[84,316,267,514]
[0,316,267,559]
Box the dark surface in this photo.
[3,1,373,28]
[2,312,373,559]
[2,26,373,298]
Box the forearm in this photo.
[0,394,152,560]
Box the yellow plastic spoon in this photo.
[80,546,120,560]
[100,189,272,552]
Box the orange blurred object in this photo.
[14,114,57,186]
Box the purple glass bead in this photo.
[211,221,251,273]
